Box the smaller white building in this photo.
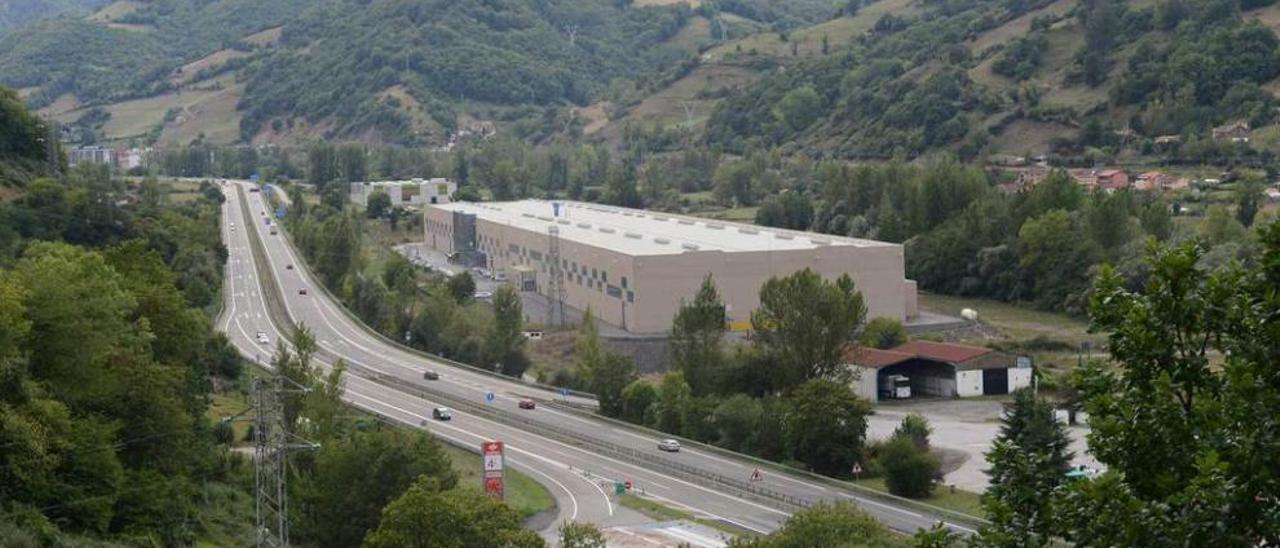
[845,341,1032,403]
[351,178,456,208]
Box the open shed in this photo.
[845,341,1032,403]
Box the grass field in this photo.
[849,477,986,518]
[440,443,556,519]
[206,390,253,446]
[618,495,759,538]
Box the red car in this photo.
[518,399,536,410]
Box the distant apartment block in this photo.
[350,178,457,208]
[67,146,149,170]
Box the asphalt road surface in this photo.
[215,179,983,539]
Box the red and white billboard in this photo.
[482,441,504,501]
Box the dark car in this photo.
[432,407,452,421]
[518,399,536,410]
[422,370,440,381]
[298,288,308,295]
[286,264,294,270]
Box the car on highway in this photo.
[473,291,493,299]
[286,264,294,270]
[518,399,536,410]
[432,407,452,421]
[256,332,269,345]
[422,370,440,381]
[658,439,681,452]
[298,288,308,295]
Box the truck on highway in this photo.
[879,374,912,400]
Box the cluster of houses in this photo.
[67,146,148,170]
[1001,165,1190,194]
[349,178,458,208]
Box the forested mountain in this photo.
[700,0,1280,160]
[0,0,104,34]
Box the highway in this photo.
[215,179,984,539]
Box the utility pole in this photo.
[547,225,567,328]
[253,375,317,548]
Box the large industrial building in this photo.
[423,200,918,334]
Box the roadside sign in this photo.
[276,206,286,219]
[485,391,495,403]
[559,387,570,401]
[852,462,864,480]
[750,469,763,482]
[482,441,504,500]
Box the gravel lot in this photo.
[866,398,1100,492]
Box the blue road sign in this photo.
[485,391,495,402]
[560,387,570,397]
[276,206,287,219]
[250,173,260,183]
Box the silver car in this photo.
[658,439,681,452]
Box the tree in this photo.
[879,435,939,498]
[1071,228,1280,543]
[447,272,476,304]
[669,275,727,395]
[859,317,907,349]
[656,372,693,433]
[773,86,823,132]
[303,427,457,547]
[488,285,528,377]
[603,160,642,208]
[786,379,872,476]
[1236,176,1264,228]
[980,389,1072,546]
[366,191,392,219]
[1201,204,1249,245]
[729,502,898,548]
[754,192,813,230]
[559,521,606,548]
[751,269,867,391]
[713,394,763,453]
[894,413,931,450]
[621,379,659,424]
[361,478,544,548]
[574,307,604,386]
[594,353,637,418]
[1018,209,1097,310]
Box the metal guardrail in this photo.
[363,370,816,513]
[250,188,599,404]
[541,398,990,529]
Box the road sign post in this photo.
[482,441,504,501]
[485,391,495,404]
[852,462,863,481]
[559,387,570,402]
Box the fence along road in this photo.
[226,179,987,535]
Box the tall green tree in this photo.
[786,379,872,476]
[1070,226,1280,544]
[488,285,528,377]
[656,372,693,433]
[980,389,1073,547]
[751,269,867,392]
[669,275,727,395]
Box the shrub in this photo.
[893,413,932,450]
[860,317,908,349]
[879,436,939,498]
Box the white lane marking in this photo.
[344,375,790,519]
[345,391,589,520]
[837,492,923,518]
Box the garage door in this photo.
[983,368,1009,395]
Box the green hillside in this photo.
[0,0,105,35]
[697,0,1280,161]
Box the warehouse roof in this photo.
[894,341,993,364]
[432,200,898,256]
